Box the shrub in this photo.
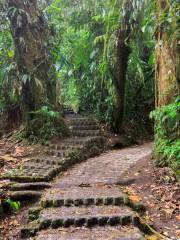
[150,98,180,175]
[26,106,69,144]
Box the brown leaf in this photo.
[129,194,142,202]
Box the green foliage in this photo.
[29,106,67,143]
[25,106,69,144]
[0,197,20,214]
[157,0,179,41]
[0,18,16,108]
[0,0,156,132]
[150,98,180,174]
[46,0,155,129]
[6,199,20,210]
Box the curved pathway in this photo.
[22,142,152,240]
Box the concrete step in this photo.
[35,226,145,240]
[41,186,128,208]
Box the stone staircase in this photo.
[1,110,151,239]
[21,184,146,239]
[0,112,108,201]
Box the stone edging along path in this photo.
[0,112,153,239]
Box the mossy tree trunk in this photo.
[7,0,57,131]
[155,0,179,107]
[112,1,132,133]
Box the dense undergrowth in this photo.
[15,106,69,144]
[150,98,180,175]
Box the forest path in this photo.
[1,111,154,239]
[22,142,152,240]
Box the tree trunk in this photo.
[112,1,132,133]
[112,30,131,133]
[155,0,179,107]
[7,0,57,129]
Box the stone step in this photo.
[0,136,107,183]
[41,186,128,208]
[35,226,145,240]
[70,125,99,131]
[64,137,92,144]
[38,206,135,229]
[9,190,42,201]
[64,136,106,146]
[68,119,97,126]
[50,144,83,151]
[63,106,74,114]
[9,182,51,191]
[64,110,75,115]
[71,130,100,137]
[26,157,65,166]
[45,149,74,158]
[1,163,61,182]
[68,117,94,121]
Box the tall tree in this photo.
[155,0,179,107]
[111,1,133,133]
[7,0,57,130]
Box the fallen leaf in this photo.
[134,172,140,176]
[129,195,142,202]
[146,235,160,240]
[0,155,16,162]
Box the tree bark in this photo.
[155,0,179,107]
[112,30,131,133]
[7,0,57,129]
[112,1,132,133]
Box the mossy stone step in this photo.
[9,182,51,191]
[41,186,128,208]
[50,144,83,151]
[0,136,107,183]
[70,125,99,130]
[25,157,65,166]
[35,226,145,240]
[64,136,105,144]
[1,164,61,182]
[21,220,39,238]
[71,130,100,137]
[38,206,135,229]
[9,190,42,201]
[45,148,82,158]
[68,117,96,122]
[68,120,97,126]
